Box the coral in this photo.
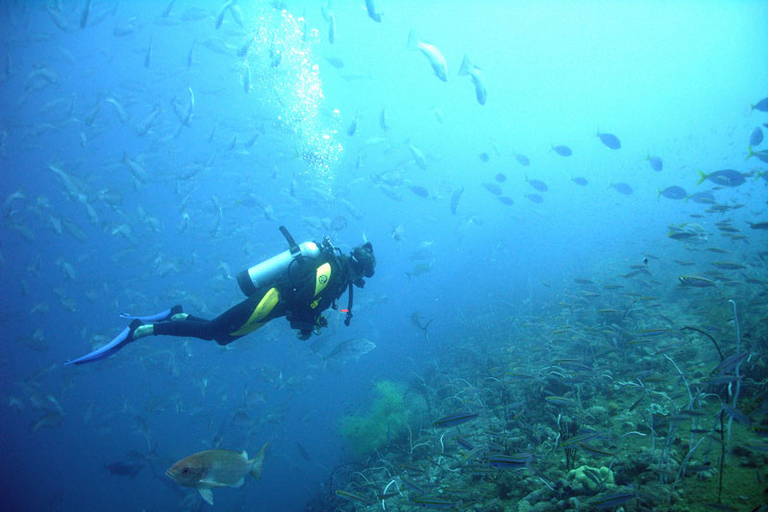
[338,380,408,457]
[646,402,669,416]
[566,465,615,494]
[585,405,609,424]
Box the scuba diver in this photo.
[66,226,376,365]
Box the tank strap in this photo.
[279,225,300,256]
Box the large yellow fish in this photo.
[166,443,268,505]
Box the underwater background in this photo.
[1,0,767,510]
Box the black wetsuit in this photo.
[153,247,354,345]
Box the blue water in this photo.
[1,1,767,511]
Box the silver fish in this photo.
[458,54,486,105]
[407,30,447,82]
[215,0,236,30]
[365,0,383,22]
[324,338,376,367]
[80,0,92,28]
[328,13,337,44]
[144,37,152,68]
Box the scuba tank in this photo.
[236,226,322,297]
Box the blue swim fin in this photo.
[65,319,141,365]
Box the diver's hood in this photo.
[351,242,376,279]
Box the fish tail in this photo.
[656,188,661,200]
[458,54,471,76]
[249,442,269,480]
[696,169,708,185]
[746,145,754,160]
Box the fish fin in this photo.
[696,169,707,185]
[240,450,249,460]
[407,29,417,48]
[232,477,245,488]
[199,478,227,487]
[458,54,471,76]
[249,442,269,480]
[198,487,214,505]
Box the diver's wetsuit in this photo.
[65,229,376,365]
[153,246,355,344]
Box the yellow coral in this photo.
[338,381,409,457]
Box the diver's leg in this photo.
[130,287,284,345]
[66,291,283,364]
[146,296,262,344]
[74,310,232,361]
[206,295,268,345]
[120,305,183,322]
[150,314,218,340]
[206,288,286,345]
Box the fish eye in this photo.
[182,468,190,475]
